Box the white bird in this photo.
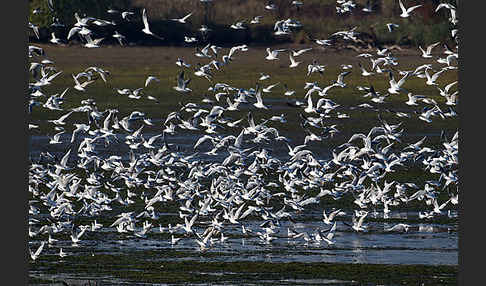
[121,11,135,20]
[48,111,74,126]
[304,93,317,114]
[322,208,343,225]
[253,85,269,110]
[59,248,68,258]
[49,130,65,144]
[142,8,164,40]
[145,76,160,87]
[425,68,445,86]
[231,20,247,30]
[70,226,87,244]
[171,12,193,24]
[405,93,425,106]
[262,82,280,93]
[82,34,104,48]
[173,71,192,93]
[388,71,410,94]
[250,15,263,24]
[358,62,374,76]
[176,58,191,68]
[184,36,198,43]
[289,52,301,68]
[29,241,46,261]
[419,42,440,58]
[259,73,270,81]
[110,31,126,46]
[334,71,351,87]
[291,47,312,57]
[321,221,337,245]
[265,48,286,60]
[72,74,95,91]
[385,223,410,232]
[351,211,368,232]
[398,0,423,18]
[386,23,399,32]
[50,32,63,44]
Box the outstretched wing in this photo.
[142,8,149,29]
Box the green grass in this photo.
[30,44,458,138]
[30,252,458,285]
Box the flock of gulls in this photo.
[28,0,458,263]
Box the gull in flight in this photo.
[437,81,457,97]
[405,93,425,106]
[263,82,280,93]
[121,11,135,21]
[142,8,164,40]
[231,20,247,30]
[49,130,65,144]
[266,48,286,60]
[259,73,270,81]
[81,34,104,48]
[48,110,74,126]
[419,42,440,58]
[145,76,160,87]
[424,67,445,86]
[291,47,312,57]
[29,241,46,261]
[350,210,368,232]
[358,62,374,76]
[250,16,263,24]
[399,0,422,18]
[176,58,191,68]
[289,52,301,68]
[253,85,269,110]
[386,23,399,32]
[50,32,63,44]
[173,71,192,93]
[171,12,193,24]
[72,73,95,91]
[334,71,351,87]
[319,221,337,245]
[322,208,344,225]
[307,59,326,76]
[388,71,410,94]
[112,31,126,46]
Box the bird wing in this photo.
[397,72,410,87]
[60,149,72,167]
[46,71,63,83]
[189,214,198,227]
[58,110,74,122]
[326,221,337,240]
[329,208,342,220]
[307,93,313,109]
[142,8,149,29]
[407,4,423,13]
[234,129,245,148]
[34,241,46,257]
[147,134,162,145]
[431,69,444,81]
[53,130,65,141]
[255,87,264,104]
[67,27,81,40]
[426,42,440,54]
[445,81,458,92]
[398,0,407,13]
[289,53,296,65]
[183,12,193,20]
[80,80,95,88]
